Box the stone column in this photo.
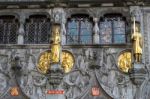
[93,17,100,44]
[61,10,67,45]
[17,17,25,44]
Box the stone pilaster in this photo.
[93,17,100,44]
[61,10,67,45]
[143,12,150,65]
[17,17,25,44]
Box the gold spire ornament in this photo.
[131,17,143,63]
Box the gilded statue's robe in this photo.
[131,32,142,54]
[51,27,61,63]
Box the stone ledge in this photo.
[0,44,132,49]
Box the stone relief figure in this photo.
[95,48,136,99]
[52,8,63,23]
[63,70,90,99]
[131,18,143,63]
[60,49,92,99]
[12,50,47,99]
[0,55,10,98]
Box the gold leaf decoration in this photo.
[118,51,132,73]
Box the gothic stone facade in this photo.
[0,1,150,99]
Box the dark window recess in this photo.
[24,15,50,44]
[66,14,93,45]
[0,16,18,44]
[99,14,127,44]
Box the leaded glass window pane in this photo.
[0,16,18,44]
[100,20,112,44]
[99,16,126,44]
[67,15,93,45]
[25,15,50,44]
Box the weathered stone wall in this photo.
[0,46,135,99]
[0,6,150,99]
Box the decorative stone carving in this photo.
[0,48,139,99]
[52,8,65,24]
[94,48,136,99]
[130,6,142,22]
[0,55,9,98]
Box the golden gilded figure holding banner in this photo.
[131,17,143,63]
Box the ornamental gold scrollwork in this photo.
[62,51,75,73]
[118,51,132,73]
[37,50,51,74]
[37,50,74,74]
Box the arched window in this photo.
[67,14,93,45]
[25,15,50,44]
[0,15,18,44]
[99,14,126,44]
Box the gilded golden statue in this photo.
[37,24,75,74]
[131,18,143,63]
[51,25,61,63]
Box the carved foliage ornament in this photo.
[37,50,74,74]
[37,50,51,74]
[62,50,75,73]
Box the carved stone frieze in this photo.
[0,48,138,99]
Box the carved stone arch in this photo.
[100,7,130,23]
[25,12,51,20]
[0,12,19,20]
[66,8,93,19]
